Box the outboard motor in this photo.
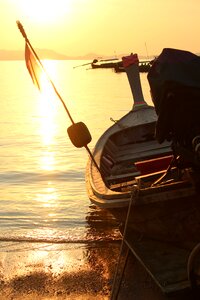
[147,48,200,169]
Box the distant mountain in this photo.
[0,49,119,61]
[0,50,24,60]
[0,49,155,61]
[0,49,109,60]
[0,49,71,60]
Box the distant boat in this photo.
[73,58,119,69]
[91,57,153,73]
[114,60,153,73]
[91,58,120,69]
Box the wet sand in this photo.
[0,241,119,300]
[0,241,193,300]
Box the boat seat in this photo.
[115,144,172,164]
[116,140,170,157]
[103,139,171,165]
[103,139,119,157]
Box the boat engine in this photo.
[148,48,200,171]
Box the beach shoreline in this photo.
[0,241,119,300]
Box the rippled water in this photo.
[0,60,152,243]
[0,60,154,298]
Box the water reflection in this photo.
[36,61,60,173]
[39,151,56,171]
[35,185,58,209]
[37,97,57,171]
[85,204,121,241]
[39,120,56,146]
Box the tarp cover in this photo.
[147,48,200,115]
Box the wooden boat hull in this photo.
[86,105,172,208]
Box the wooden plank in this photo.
[110,179,136,190]
[106,171,140,182]
[117,140,170,157]
[116,147,171,163]
[124,230,191,295]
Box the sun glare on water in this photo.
[36,60,60,170]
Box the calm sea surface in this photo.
[0,60,152,243]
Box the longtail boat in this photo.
[86,49,200,298]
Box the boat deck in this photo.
[118,171,200,298]
[124,230,191,296]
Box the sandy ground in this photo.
[0,241,118,300]
[0,241,195,300]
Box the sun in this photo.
[18,0,72,24]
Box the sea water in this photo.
[0,60,153,298]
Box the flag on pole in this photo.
[25,42,43,90]
[17,21,100,171]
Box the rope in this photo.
[110,185,139,300]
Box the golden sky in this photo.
[1,0,200,57]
